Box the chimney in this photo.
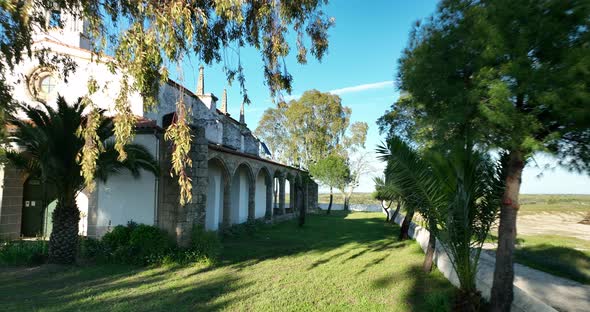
[239,100,245,124]
[196,65,204,95]
[221,88,228,114]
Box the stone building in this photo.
[0,10,318,244]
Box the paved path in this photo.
[481,249,590,312]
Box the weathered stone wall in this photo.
[243,133,260,155]
[174,126,209,247]
[221,119,242,150]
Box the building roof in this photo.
[208,143,303,172]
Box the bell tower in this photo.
[36,6,92,50]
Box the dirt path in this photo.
[512,212,590,242]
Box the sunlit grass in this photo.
[0,212,455,312]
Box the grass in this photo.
[519,194,590,215]
[0,212,455,312]
[318,192,380,206]
[513,235,590,285]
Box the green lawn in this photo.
[318,192,380,205]
[0,212,454,312]
[514,235,590,284]
[519,194,590,215]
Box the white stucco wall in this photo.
[7,41,144,120]
[206,163,223,230]
[96,134,158,228]
[254,174,267,218]
[230,167,250,224]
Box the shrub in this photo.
[101,221,138,250]
[190,226,221,259]
[221,219,265,238]
[128,224,174,265]
[0,240,48,266]
[78,237,104,262]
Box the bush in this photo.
[78,237,104,262]
[0,240,48,266]
[128,224,174,265]
[79,222,220,266]
[221,219,265,238]
[190,226,221,259]
[101,221,137,251]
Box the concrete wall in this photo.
[254,174,267,219]
[95,134,158,235]
[230,166,250,224]
[390,212,557,312]
[206,163,223,230]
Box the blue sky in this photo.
[176,0,590,194]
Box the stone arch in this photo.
[230,162,254,224]
[255,166,273,220]
[207,157,231,230]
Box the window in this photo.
[40,75,57,95]
[27,68,59,101]
[49,10,61,28]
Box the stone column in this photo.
[222,175,232,228]
[278,175,286,215]
[248,180,255,221]
[303,178,309,214]
[290,178,295,212]
[85,187,99,238]
[0,165,26,240]
[176,126,208,247]
[265,178,273,220]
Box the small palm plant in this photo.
[377,136,504,310]
[7,96,158,264]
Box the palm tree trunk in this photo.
[48,199,80,264]
[423,226,436,272]
[399,210,414,240]
[490,150,524,312]
[327,187,333,214]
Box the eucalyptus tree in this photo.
[7,96,158,264]
[0,0,333,205]
[380,0,590,309]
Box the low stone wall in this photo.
[390,212,557,312]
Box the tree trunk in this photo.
[343,196,350,211]
[399,210,414,240]
[391,201,402,224]
[490,150,525,312]
[423,226,436,273]
[381,200,391,222]
[48,200,80,264]
[327,187,333,214]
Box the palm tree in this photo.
[377,136,504,310]
[7,96,158,264]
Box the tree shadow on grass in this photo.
[515,244,590,284]
[371,264,455,312]
[220,211,396,267]
[0,211,425,311]
[0,264,253,312]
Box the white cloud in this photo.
[329,80,393,95]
